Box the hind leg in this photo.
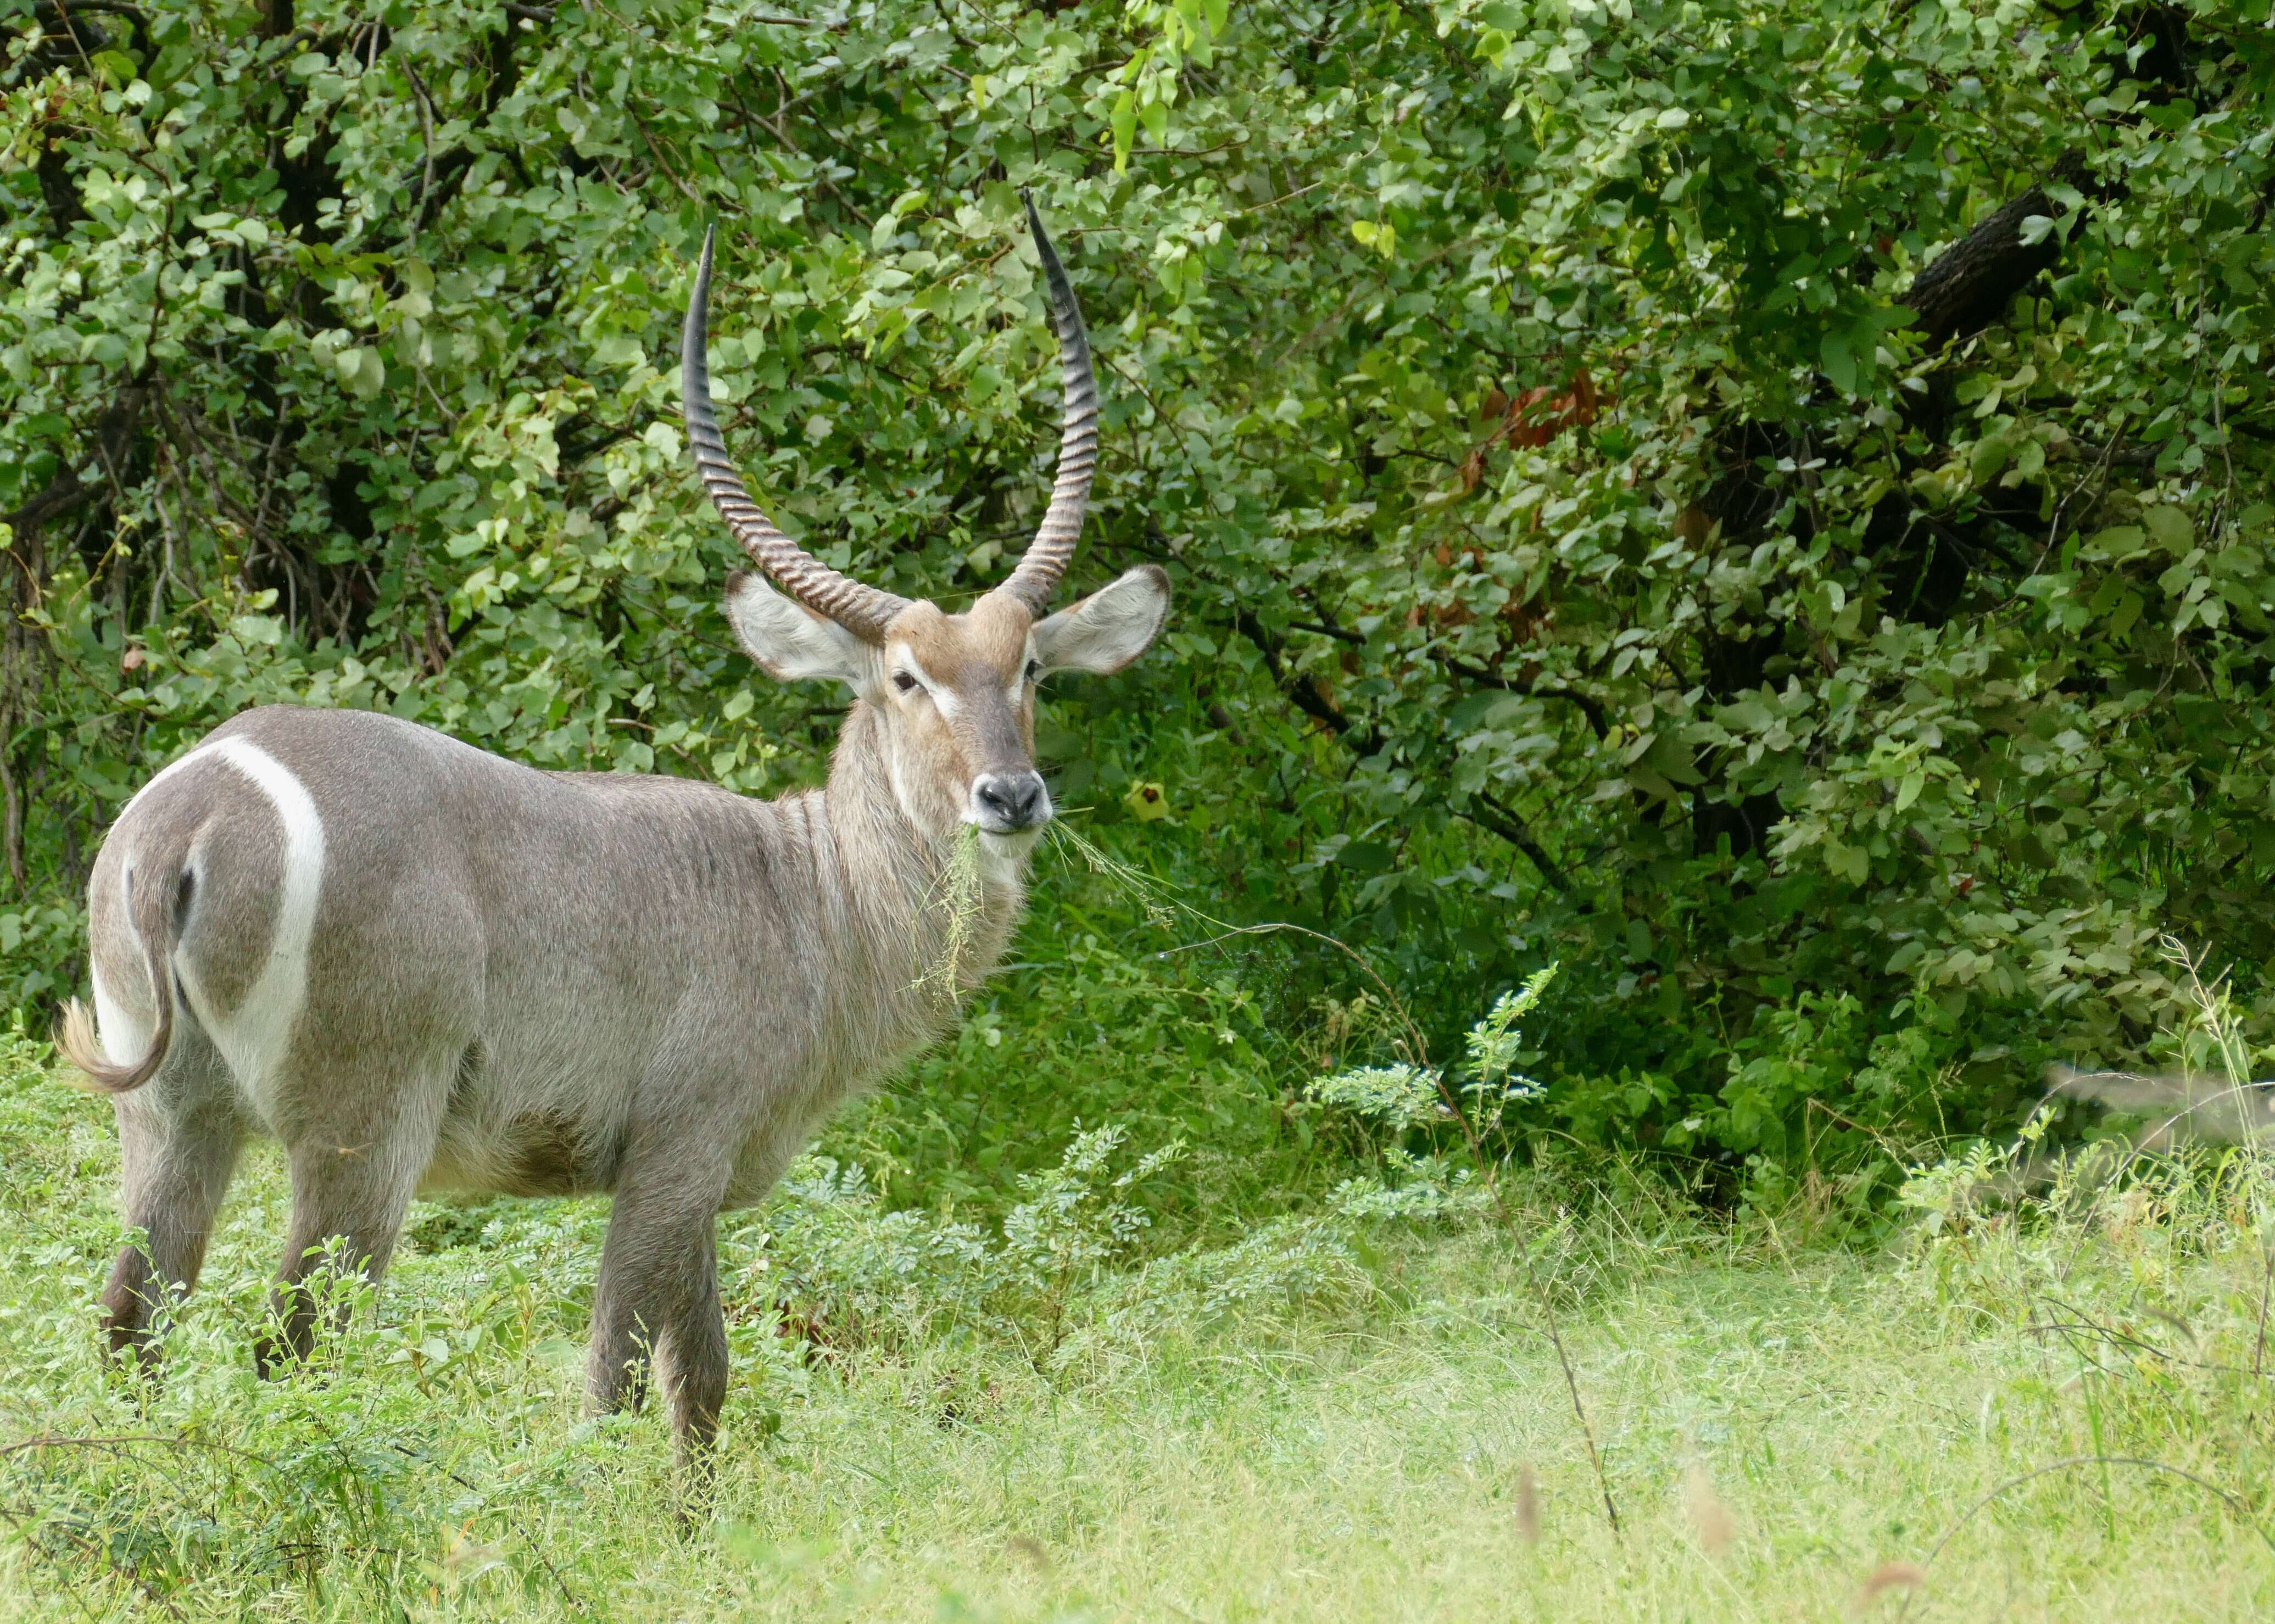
[257,1065,447,1376]
[102,1033,244,1369]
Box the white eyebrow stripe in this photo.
[1008,638,1038,704]
[895,651,962,718]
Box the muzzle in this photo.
[971,771,1051,834]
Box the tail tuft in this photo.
[55,997,163,1095]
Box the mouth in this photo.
[972,817,1049,842]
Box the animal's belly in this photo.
[420,1048,857,1209]
[422,1120,796,1208]
[422,1106,623,1199]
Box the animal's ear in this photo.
[1031,566,1172,676]
[724,571,878,692]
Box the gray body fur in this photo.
[76,700,1017,1445]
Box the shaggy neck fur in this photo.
[805,700,1030,1078]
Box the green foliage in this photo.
[1308,1063,1443,1137]
[837,911,1315,1219]
[2,1035,2273,1617]
[8,0,2275,1182]
[764,1126,1380,1370]
[1307,962,1554,1156]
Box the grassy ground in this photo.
[0,1036,2269,1621]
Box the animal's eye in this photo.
[893,672,919,694]
[1024,660,1041,682]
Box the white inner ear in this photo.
[724,573,877,693]
[1033,566,1172,677]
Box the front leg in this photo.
[587,1167,730,1464]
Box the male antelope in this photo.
[59,200,1168,1458]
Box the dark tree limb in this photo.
[1437,655,1611,740]
[1465,792,1574,894]
[1274,613,1613,741]
[1234,609,1380,752]
[1,476,96,548]
[1901,153,2090,345]
[4,375,156,550]
[34,138,83,237]
[1236,609,1575,886]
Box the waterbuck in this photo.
[58,199,1169,1458]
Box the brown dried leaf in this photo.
[1570,364,1599,426]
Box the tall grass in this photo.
[0,1000,2270,1619]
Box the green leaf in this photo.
[2143,504,2194,554]
[1111,91,1136,170]
[1968,436,2011,484]
[1821,331,1855,395]
[1715,699,1775,733]
[2081,526,2145,559]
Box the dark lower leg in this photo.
[257,1146,417,1377]
[103,1106,241,1367]
[102,1244,170,1365]
[656,1241,727,1458]
[586,1202,726,1463]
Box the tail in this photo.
[57,862,183,1095]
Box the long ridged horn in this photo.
[683,224,908,640]
[996,192,1099,618]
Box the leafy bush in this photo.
[10,1,2275,1178]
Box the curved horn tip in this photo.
[683,223,720,382]
[692,221,718,306]
[1021,190,1060,257]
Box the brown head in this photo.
[684,196,1170,847]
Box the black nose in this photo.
[973,772,1049,831]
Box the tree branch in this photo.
[1235,610,1379,752]
[1901,153,2090,344]
[1237,610,1574,885]
[1464,792,1574,893]
[1438,655,1611,739]
[4,375,157,546]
